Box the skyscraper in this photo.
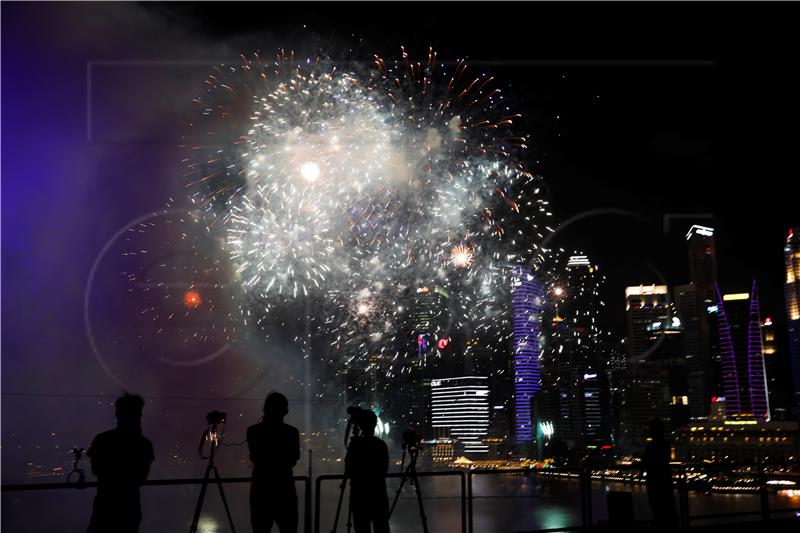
[511,265,544,446]
[544,255,611,450]
[785,228,800,414]
[620,285,684,451]
[717,282,770,420]
[687,225,717,287]
[429,376,490,454]
[761,315,790,420]
[625,285,670,360]
[673,225,719,417]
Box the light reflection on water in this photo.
[3,475,797,532]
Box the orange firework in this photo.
[184,290,202,309]
[450,244,474,268]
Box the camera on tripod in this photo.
[206,410,226,427]
[343,406,376,445]
[402,427,422,452]
[191,409,234,533]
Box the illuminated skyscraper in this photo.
[687,225,717,287]
[673,225,719,417]
[429,376,490,454]
[717,282,770,420]
[785,228,800,414]
[625,285,670,360]
[545,255,610,449]
[761,315,791,420]
[511,265,544,446]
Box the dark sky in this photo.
[2,1,799,484]
[145,2,800,325]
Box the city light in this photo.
[686,224,715,240]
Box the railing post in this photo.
[580,463,588,529]
[578,461,593,529]
[679,465,690,529]
[459,471,467,533]
[305,450,313,533]
[314,476,323,533]
[467,470,474,533]
[586,463,593,528]
[759,464,770,522]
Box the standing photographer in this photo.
[87,393,154,533]
[345,408,390,533]
[247,392,300,533]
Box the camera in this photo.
[206,410,227,426]
[346,406,376,433]
[402,427,422,451]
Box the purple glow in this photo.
[716,283,742,416]
[511,264,544,445]
[747,280,770,420]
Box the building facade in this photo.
[785,229,800,415]
[716,282,770,420]
[511,265,544,446]
[429,376,490,455]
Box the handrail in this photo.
[5,465,800,532]
[2,476,312,533]
[314,470,466,533]
[1,475,308,492]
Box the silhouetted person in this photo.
[87,393,154,533]
[643,418,677,529]
[345,409,390,533]
[247,392,300,533]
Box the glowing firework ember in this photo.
[184,290,202,309]
[450,244,474,268]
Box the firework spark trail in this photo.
[182,47,556,381]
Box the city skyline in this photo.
[3,4,800,533]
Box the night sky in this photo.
[2,2,799,484]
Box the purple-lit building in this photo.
[511,265,544,446]
[716,281,770,420]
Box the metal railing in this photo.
[5,465,800,532]
[313,470,467,533]
[2,475,311,533]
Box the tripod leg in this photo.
[330,477,347,533]
[389,465,411,517]
[410,467,429,533]
[190,465,213,533]
[211,466,236,533]
[346,496,353,533]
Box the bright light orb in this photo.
[553,287,564,296]
[449,244,474,268]
[356,302,370,316]
[184,290,202,309]
[300,161,320,183]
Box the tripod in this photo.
[189,426,236,533]
[330,423,359,533]
[389,446,429,533]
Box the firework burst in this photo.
[182,47,555,385]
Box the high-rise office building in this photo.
[761,316,791,420]
[545,255,610,449]
[621,285,684,451]
[687,225,717,287]
[511,265,544,446]
[716,282,770,420]
[412,285,449,359]
[429,376,490,454]
[673,225,719,418]
[785,228,800,415]
[625,285,670,360]
[674,283,716,418]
